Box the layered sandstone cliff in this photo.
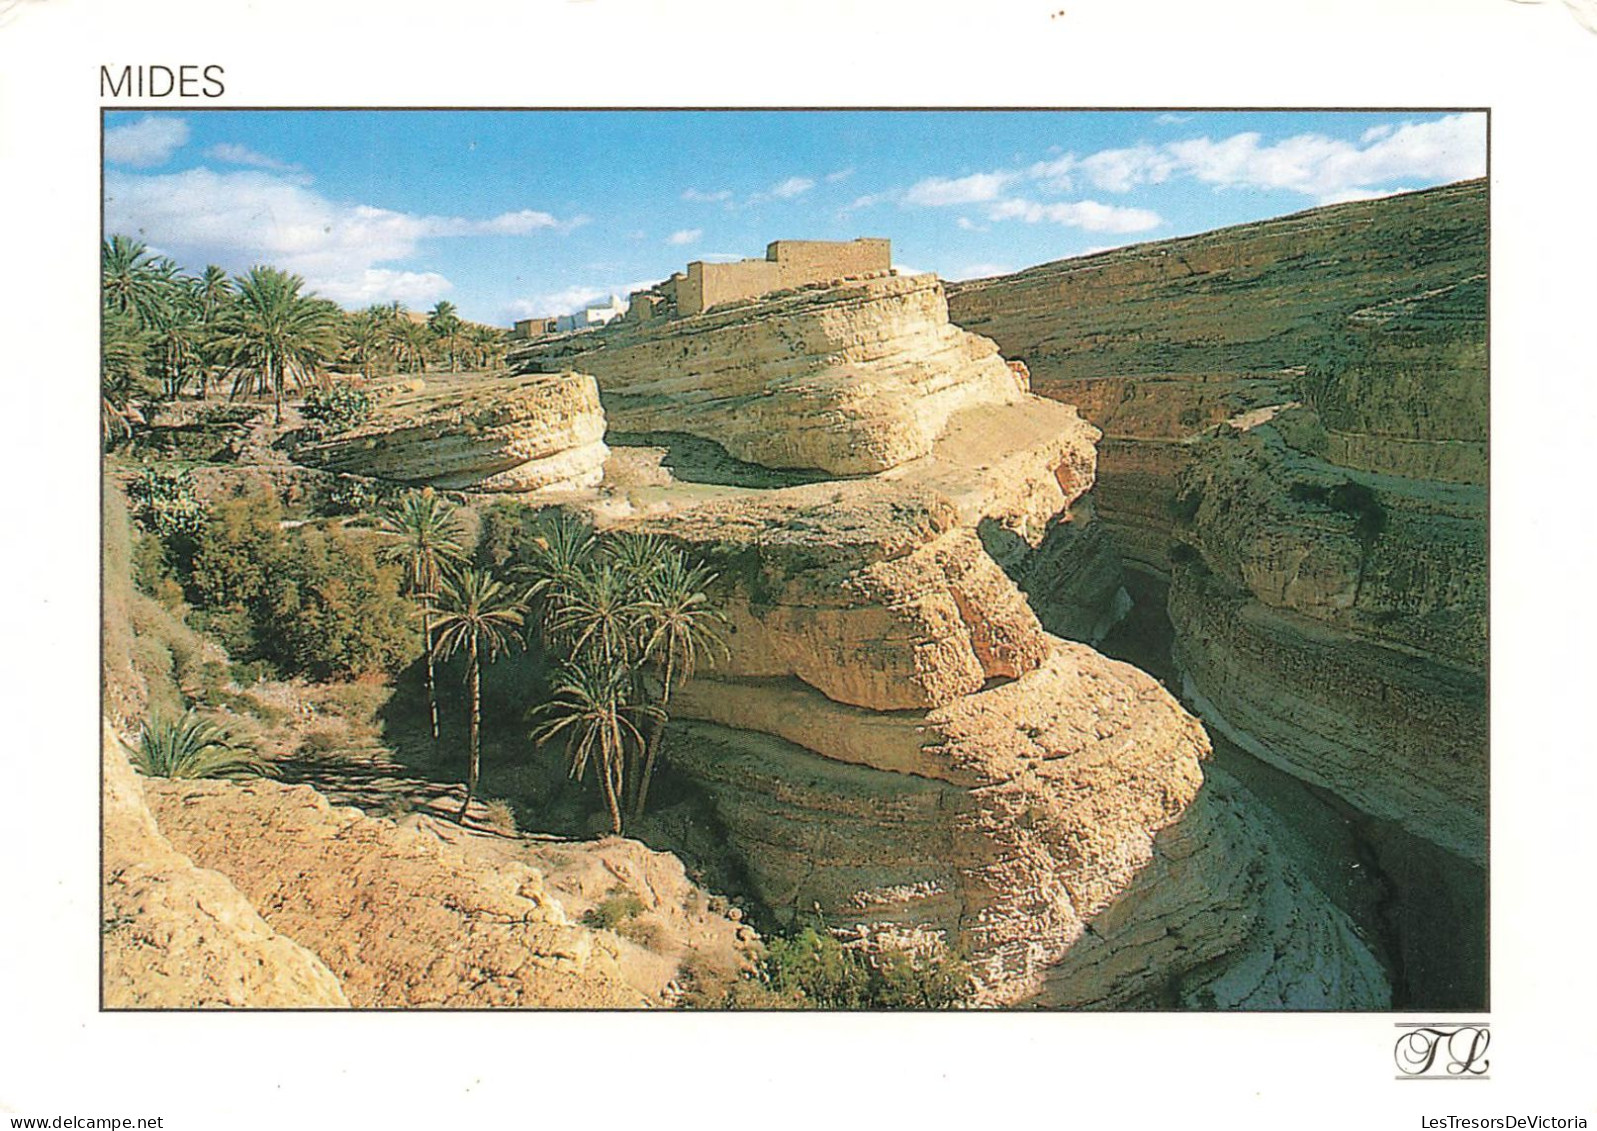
[947,178,1487,574]
[140,772,648,1008]
[948,182,1486,1002]
[295,371,608,493]
[102,727,351,1008]
[597,419,1388,1005]
[513,272,1027,476]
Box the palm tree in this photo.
[148,281,206,398]
[631,552,727,819]
[101,306,149,446]
[394,318,433,374]
[194,266,234,399]
[342,306,396,381]
[215,266,338,423]
[429,567,526,819]
[128,711,272,779]
[428,300,465,372]
[550,560,647,672]
[377,492,465,761]
[102,235,179,329]
[515,510,596,647]
[529,659,657,835]
[465,323,507,372]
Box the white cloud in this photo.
[1026,155,1075,191]
[103,166,580,308]
[315,269,453,308]
[1155,113,1192,125]
[206,143,299,172]
[507,286,608,319]
[682,188,732,203]
[104,116,190,167]
[825,168,854,183]
[904,172,1015,207]
[987,197,1162,233]
[1165,114,1485,202]
[667,228,703,246]
[769,176,815,199]
[1077,145,1177,193]
[504,277,658,322]
[956,217,988,232]
[948,262,1012,281]
[842,191,894,213]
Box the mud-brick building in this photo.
[632,238,892,320]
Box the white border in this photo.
[2,0,1593,1124]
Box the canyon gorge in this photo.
[103,180,1486,1010]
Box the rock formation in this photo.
[512,272,1028,476]
[139,772,648,1008]
[102,727,350,1008]
[586,358,1388,1006]
[948,180,1486,1004]
[295,371,608,493]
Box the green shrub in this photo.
[127,466,208,541]
[1290,479,1387,543]
[323,475,383,516]
[180,488,419,680]
[127,710,272,779]
[742,927,976,1010]
[583,889,647,930]
[300,382,372,436]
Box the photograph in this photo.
[3,0,1594,1125]
[98,108,1487,1013]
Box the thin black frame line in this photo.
[96,105,1491,1016]
[99,104,1492,114]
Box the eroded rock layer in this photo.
[946,178,1487,575]
[102,728,350,1008]
[608,463,1387,1006]
[295,371,608,493]
[142,774,647,1008]
[513,273,1027,476]
[947,182,1486,873]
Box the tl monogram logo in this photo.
[1394,1024,1491,1079]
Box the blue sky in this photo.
[103,110,1486,327]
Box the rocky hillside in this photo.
[949,180,1487,1005]
[946,178,1485,571]
[295,370,608,493]
[555,283,1392,1006]
[511,272,1028,476]
[102,726,350,1008]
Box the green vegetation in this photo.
[428,567,527,818]
[378,492,467,760]
[522,513,727,834]
[127,710,271,780]
[582,889,647,930]
[101,235,510,453]
[144,487,418,680]
[126,466,208,542]
[1289,478,1387,544]
[300,382,373,437]
[727,927,975,1010]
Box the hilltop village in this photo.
[101,182,1486,1009]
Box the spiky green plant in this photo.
[127,711,271,779]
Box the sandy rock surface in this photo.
[295,370,608,492]
[102,728,350,1008]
